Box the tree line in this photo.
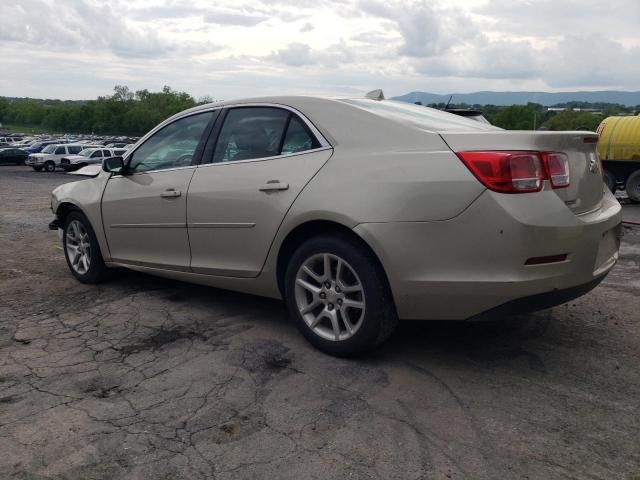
[0,86,206,136]
[1,86,638,136]
[425,101,639,131]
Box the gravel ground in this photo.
[0,165,639,480]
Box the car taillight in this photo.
[456,151,571,193]
[456,151,546,193]
[543,152,570,188]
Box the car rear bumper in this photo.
[354,187,622,320]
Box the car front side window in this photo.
[128,111,215,174]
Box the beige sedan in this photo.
[50,95,622,356]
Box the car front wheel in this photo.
[284,234,397,357]
[44,161,55,172]
[63,212,109,284]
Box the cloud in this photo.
[1,0,640,100]
[474,0,640,40]
[203,10,269,26]
[300,22,315,32]
[270,40,354,67]
[357,0,480,58]
[415,40,540,80]
[0,0,170,57]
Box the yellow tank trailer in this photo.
[597,115,640,202]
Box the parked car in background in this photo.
[0,147,29,165]
[105,143,130,149]
[24,140,60,154]
[25,144,85,171]
[60,148,123,171]
[49,94,622,356]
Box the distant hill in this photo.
[393,91,640,107]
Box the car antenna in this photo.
[445,95,453,109]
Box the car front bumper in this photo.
[354,188,623,320]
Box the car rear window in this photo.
[340,99,499,132]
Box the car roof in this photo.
[158,96,495,149]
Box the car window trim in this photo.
[195,145,333,169]
[200,103,330,165]
[121,108,221,176]
[277,113,293,155]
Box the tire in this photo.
[32,166,43,172]
[44,161,55,172]
[284,234,397,357]
[626,169,640,203]
[62,212,110,284]
[603,170,616,193]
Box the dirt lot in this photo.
[1,165,639,480]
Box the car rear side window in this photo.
[212,107,321,163]
[128,111,215,173]
[281,115,320,155]
[213,108,289,163]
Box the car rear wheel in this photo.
[63,212,110,284]
[626,169,640,203]
[602,170,616,193]
[284,234,397,357]
[44,161,55,172]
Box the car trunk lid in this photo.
[439,130,604,215]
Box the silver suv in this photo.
[26,144,85,172]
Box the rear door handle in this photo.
[160,188,181,198]
[259,180,289,192]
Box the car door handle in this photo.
[259,181,289,192]
[160,188,181,198]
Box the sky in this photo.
[1,0,639,100]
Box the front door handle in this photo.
[160,188,181,198]
[259,180,289,192]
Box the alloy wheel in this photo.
[65,220,91,275]
[294,253,366,342]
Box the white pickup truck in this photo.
[26,144,87,172]
[60,148,127,172]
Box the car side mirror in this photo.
[102,156,126,174]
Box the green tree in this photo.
[542,111,602,131]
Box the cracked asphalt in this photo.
[1,165,639,480]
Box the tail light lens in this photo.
[456,151,571,193]
[543,152,570,188]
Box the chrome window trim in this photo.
[196,146,332,168]
[110,164,197,178]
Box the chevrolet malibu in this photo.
[49,95,622,356]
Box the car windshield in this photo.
[340,99,499,132]
[79,149,95,157]
[42,145,57,153]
